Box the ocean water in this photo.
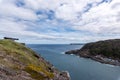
[27,44,120,80]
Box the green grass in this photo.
[25,64,54,80]
[0,39,54,80]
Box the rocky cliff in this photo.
[66,39,120,66]
[0,40,70,80]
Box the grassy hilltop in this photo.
[0,40,69,80]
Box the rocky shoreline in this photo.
[66,50,120,66]
[0,40,70,80]
[66,39,120,66]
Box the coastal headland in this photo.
[66,39,120,66]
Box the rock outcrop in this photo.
[66,39,120,66]
[0,40,70,80]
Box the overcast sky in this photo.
[0,0,120,44]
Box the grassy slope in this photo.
[0,40,54,80]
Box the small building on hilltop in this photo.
[3,37,25,45]
[4,37,19,41]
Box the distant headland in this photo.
[66,39,120,66]
[70,43,85,45]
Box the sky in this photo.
[0,0,120,44]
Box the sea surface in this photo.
[27,44,120,80]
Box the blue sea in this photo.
[27,44,120,80]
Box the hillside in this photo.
[0,40,70,80]
[66,39,120,66]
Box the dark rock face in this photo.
[66,39,120,66]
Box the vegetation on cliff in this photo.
[66,39,120,65]
[81,39,120,59]
[0,40,70,80]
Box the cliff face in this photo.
[66,39,120,66]
[0,40,70,80]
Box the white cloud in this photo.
[0,0,37,20]
[0,19,26,31]
[72,0,120,34]
[0,0,120,43]
[0,18,57,40]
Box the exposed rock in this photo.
[0,40,70,80]
[53,71,70,80]
[66,39,120,66]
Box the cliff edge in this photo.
[66,39,120,66]
[0,40,70,80]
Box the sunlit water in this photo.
[27,44,120,80]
